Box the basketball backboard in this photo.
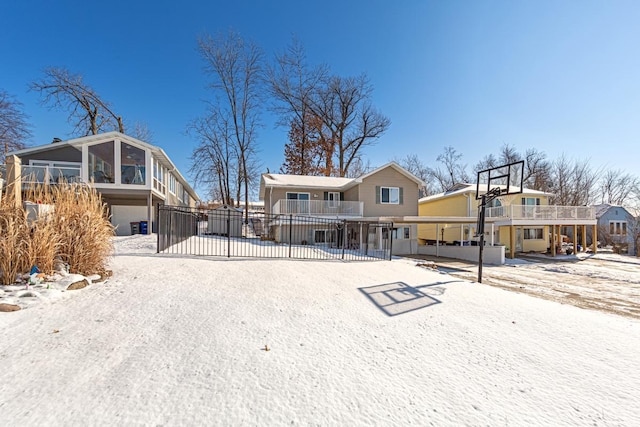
[475,160,524,200]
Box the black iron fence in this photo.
[157,204,392,261]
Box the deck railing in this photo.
[272,199,364,217]
[485,205,595,220]
[20,165,83,185]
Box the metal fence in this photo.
[157,204,392,261]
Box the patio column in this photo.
[551,224,556,256]
[592,225,598,254]
[5,155,22,206]
[581,226,587,252]
[573,224,577,254]
[509,225,515,259]
[147,192,153,235]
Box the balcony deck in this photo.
[272,200,363,217]
[485,205,596,223]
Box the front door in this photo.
[516,228,523,252]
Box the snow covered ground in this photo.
[1,234,639,425]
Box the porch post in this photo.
[5,155,22,206]
[551,224,556,256]
[582,226,587,252]
[147,192,153,235]
[573,224,577,254]
[509,225,515,259]
[592,225,598,254]
[436,224,440,258]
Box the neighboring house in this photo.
[591,204,637,255]
[4,132,198,235]
[418,183,597,258]
[258,162,424,254]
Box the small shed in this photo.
[207,204,244,237]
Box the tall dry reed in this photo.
[0,180,114,285]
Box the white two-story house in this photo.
[5,132,198,235]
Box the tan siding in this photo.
[359,168,419,217]
[418,194,473,241]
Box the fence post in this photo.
[289,214,293,258]
[227,208,231,258]
[156,203,161,253]
[388,223,393,260]
[342,220,347,260]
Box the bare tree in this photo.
[0,90,32,162]
[267,39,329,175]
[197,30,263,217]
[268,39,389,177]
[548,155,599,205]
[473,144,551,192]
[311,75,390,176]
[428,146,470,192]
[397,154,432,197]
[127,121,154,142]
[188,109,236,205]
[599,169,639,205]
[30,67,124,136]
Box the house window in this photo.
[521,197,541,218]
[314,229,336,244]
[286,192,310,200]
[380,187,399,204]
[610,221,627,236]
[120,143,146,185]
[168,174,176,194]
[524,228,544,240]
[327,192,341,207]
[392,227,410,240]
[153,159,166,194]
[88,141,114,183]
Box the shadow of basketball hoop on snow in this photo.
[359,281,444,316]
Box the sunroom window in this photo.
[88,141,115,183]
[121,143,146,185]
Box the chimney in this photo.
[52,137,62,144]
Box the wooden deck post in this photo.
[581,226,587,252]
[573,224,577,254]
[509,225,515,259]
[5,155,22,206]
[592,225,598,254]
[551,224,556,256]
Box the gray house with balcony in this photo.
[258,162,424,254]
[4,132,198,235]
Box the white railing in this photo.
[21,165,83,184]
[272,199,364,217]
[485,205,595,220]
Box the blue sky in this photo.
[2,0,639,190]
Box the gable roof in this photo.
[419,183,552,204]
[259,161,425,199]
[7,131,199,201]
[593,203,636,219]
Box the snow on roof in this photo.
[261,173,355,189]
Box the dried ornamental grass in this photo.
[1,180,114,284]
[0,204,30,285]
[50,182,114,275]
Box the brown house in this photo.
[259,162,424,254]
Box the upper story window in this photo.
[153,158,166,194]
[610,221,627,236]
[326,192,341,207]
[121,143,146,185]
[168,174,176,194]
[286,192,310,201]
[88,141,114,183]
[380,187,400,204]
[522,197,541,206]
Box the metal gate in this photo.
[157,204,392,261]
